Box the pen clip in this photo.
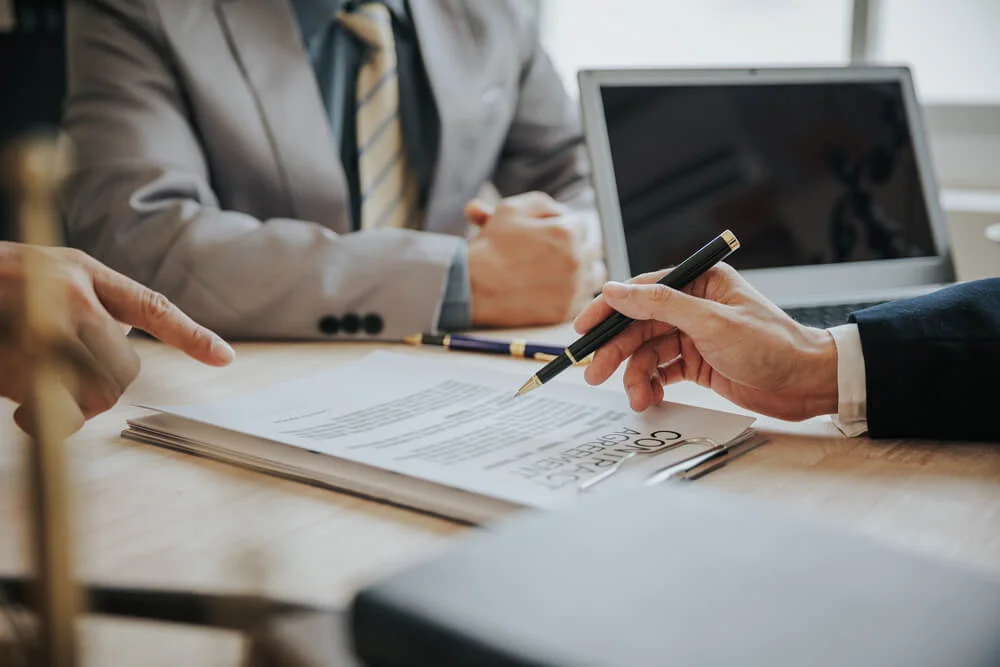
[644,431,761,486]
[683,434,769,482]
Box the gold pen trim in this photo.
[403,333,422,345]
[514,375,542,397]
[564,348,579,364]
[442,334,452,348]
[510,339,527,358]
[722,229,740,252]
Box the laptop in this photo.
[578,66,954,327]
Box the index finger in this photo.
[86,261,234,367]
[572,268,670,334]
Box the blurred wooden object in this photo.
[4,133,80,666]
[2,134,330,666]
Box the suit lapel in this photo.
[218,0,349,231]
[410,1,486,234]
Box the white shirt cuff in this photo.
[828,324,868,437]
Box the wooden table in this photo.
[2,328,999,665]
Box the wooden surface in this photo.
[2,326,1000,665]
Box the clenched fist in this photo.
[465,192,606,327]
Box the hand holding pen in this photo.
[572,249,842,421]
[515,230,740,397]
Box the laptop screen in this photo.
[600,81,937,274]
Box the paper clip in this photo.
[576,436,715,493]
[645,432,766,486]
[642,437,728,487]
[577,430,761,493]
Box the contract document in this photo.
[123,352,756,523]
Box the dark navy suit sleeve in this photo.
[849,278,1000,441]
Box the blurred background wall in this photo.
[534,0,1000,277]
[3,0,997,243]
[534,0,1000,193]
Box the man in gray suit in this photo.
[61,0,605,340]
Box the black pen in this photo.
[403,333,568,362]
[514,230,740,397]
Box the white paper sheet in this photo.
[151,351,755,509]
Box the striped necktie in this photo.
[338,3,421,230]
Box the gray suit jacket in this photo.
[62,0,593,339]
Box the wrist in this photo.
[467,238,507,327]
[438,243,472,331]
[467,239,489,326]
[798,327,840,418]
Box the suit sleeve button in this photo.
[342,312,361,334]
[318,315,340,335]
[363,313,384,335]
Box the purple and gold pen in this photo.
[403,333,587,363]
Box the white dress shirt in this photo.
[828,324,869,436]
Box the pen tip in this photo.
[402,333,422,345]
[514,375,542,398]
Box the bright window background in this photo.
[874,0,1000,104]
[540,0,852,96]
[538,0,1000,105]
[536,0,1000,190]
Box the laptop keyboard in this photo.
[783,301,887,328]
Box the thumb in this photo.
[14,389,86,438]
[602,281,718,333]
[464,198,494,226]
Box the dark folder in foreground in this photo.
[350,485,1000,667]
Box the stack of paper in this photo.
[122,352,755,523]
